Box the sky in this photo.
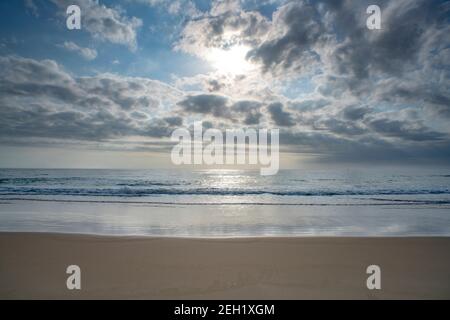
[0,0,449,169]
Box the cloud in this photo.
[279,129,450,165]
[175,0,270,58]
[24,0,39,17]
[366,117,446,142]
[0,56,183,141]
[1,51,449,165]
[246,0,448,80]
[231,100,263,125]
[372,77,450,119]
[201,0,450,150]
[59,41,97,60]
[163,116,183,126]
[2,0,450,166]
[314,118,366,136]
[246,1,328,76]
[189,0,449,125]
[177,94,231,118]
[207,79,224,92]
[341,105,370,121]
[51,0,142,51]
[177,93,266,125]
[267,102,295,127]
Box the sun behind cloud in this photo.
[206,45,255,76]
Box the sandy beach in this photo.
[1,233,449,299]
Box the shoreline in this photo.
[1,232,450,299]
[2,196,450,206]
[2,199,450,237]
[2,230,450,238]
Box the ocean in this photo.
[0,168,449,236]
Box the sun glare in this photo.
[207,45,255,75]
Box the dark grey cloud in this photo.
[328,0,448,79]
[231,100,263,125]
[247,0,449,81]
[247,1,327,75]
[0,101,181,141]
[0,56,183,141]
[267,102,295,127]
[288,98,331,112]
[0,104,132,140]
[78,76,161,111]
[207,79,224,92]
[373,80,450,119]
[177,95,266,125]
[341,105,371,121]
[177,94,230,118]
[293,102,447,142]
[246,0,450,122]
[314,118,366,136]
[163,116,183,126]
[242,112,262,125]
[366,117,446,142]
[279,129,450,165]
[0,56,177,113]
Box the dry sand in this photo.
[1,233,449,299]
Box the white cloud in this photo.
[59,41,97,60]
[51,0,142,51]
